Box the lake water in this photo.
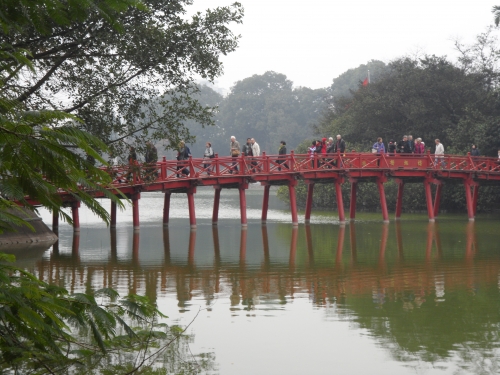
[18,187,500,374]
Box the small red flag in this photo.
[362,78,369,86]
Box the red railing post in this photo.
[289,151,295,171]
[189,156,195,178]
[160,156,166,180]
[262,152,269,173]
[214,153,220,176]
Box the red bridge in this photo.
[43,151,500,231]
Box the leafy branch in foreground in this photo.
[0,253,214,374]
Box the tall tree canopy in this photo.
[217,71,328,153]
[1,0,244,156]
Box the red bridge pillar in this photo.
[261,184,270,224]
[464,180,478,221]
[131,192,140,230]
[163,191,171,226]
[187,187,196,229]
[71,201,80,231]
[335,179,345,223]
[376,177,389,223]
[212,186,221,225]
[304,183,314,223]
[110,200,117,229]
[52,210,59,232]
[433,181,443,218]
[472,185,479,217]
[395,179,404,220]
[349,182,357,221]
[288,180,299,226]
[239,183,248,227]
[424,179,435,222]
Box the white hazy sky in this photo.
[187,0,499,92]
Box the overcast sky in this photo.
[187,0,499,93]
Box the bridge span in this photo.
[37,151,500,230]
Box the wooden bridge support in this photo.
[304,183,314,223]
[261,184,270,223]
[131,192,140,230]
[212,186,221,225]
[71,201,80,231]
[52,210,59,232]
[349,182,357,221]
[335,180,345,223]
[423,179,435,222]
[464,180,478,221]
[433,182,443,218]
[239,184,248,227]
[288,181,299,226]
[376,178,389,223]
[395,180,404,220]
[110,200,117,228]
[163,192,171,226]
[187,187,196,229]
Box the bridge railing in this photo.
[100,152,500,187]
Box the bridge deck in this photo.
[30,151,500,230]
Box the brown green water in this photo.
[21,189,500,374]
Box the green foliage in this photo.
[0,253,212,374]
[217,71,328,152]
[1,0,244,158]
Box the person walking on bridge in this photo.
[230,136,240,173]
[144,141,158,181]
[251,138,261,172]
[434,139,445,168]
[277,141,288,171]
[334,135,346,154]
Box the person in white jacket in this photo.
[251,138,260,172]
[434,139,445,168]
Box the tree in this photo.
[1,0,244,157]
[218,71,328,152]
[494,5,500,26]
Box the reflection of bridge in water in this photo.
[30,152,500,230]
[30,221,497,309]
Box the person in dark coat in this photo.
[388,139,397,154]
[277,141,288,171]
[144,141,158,180]
[334,135,346,153]
[471,144,480,157]
[397,135,408,153]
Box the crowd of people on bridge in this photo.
[111,131,500,181]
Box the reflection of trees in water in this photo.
[25,220,500,372]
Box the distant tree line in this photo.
[275,25,500,213]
